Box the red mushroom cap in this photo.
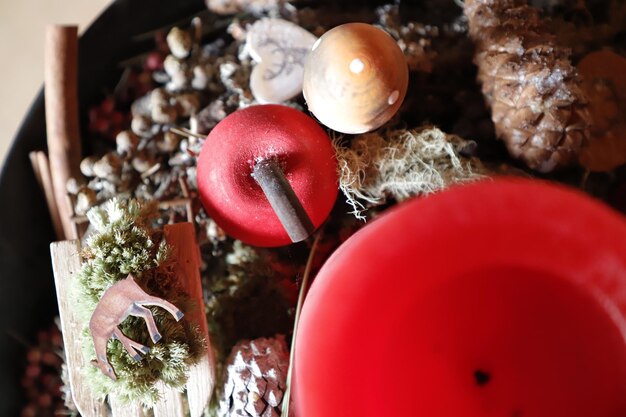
[197,104,338,247]
[295,178,626,417]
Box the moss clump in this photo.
[73,199,204,406]
[334,127,490,219]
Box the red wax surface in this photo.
[197,104,338,247]
[294,178,626,417]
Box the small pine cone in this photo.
[464,0,591,172]
[218,336,290,417]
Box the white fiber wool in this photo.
[334,127,489,219]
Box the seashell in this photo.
[303,23,409,134]
[246,18,317,104]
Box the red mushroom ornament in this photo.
[294,178,626,417]
[197,104,338,247]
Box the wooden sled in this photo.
[50,222,215,417]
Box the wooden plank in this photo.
[153,381,185,417]
[50,240,107,417]
[164,223,216,417]
[109,394,144,417]
[187,354,214,417]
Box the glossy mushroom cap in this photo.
[303,23,409,134]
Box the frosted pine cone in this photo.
[464,0,591,172]
[218,336,290,417]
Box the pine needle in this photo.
[282,231,323,417]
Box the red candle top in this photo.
[197,104,338,247]
[294,178,626,417]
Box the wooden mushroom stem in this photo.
[252,158,315,243]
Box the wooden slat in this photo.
[187,354,214,417]
[164,223,216,417]
[109,394,144,417]
[50,240,107,417]
[153,381,185,417]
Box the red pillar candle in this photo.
[294,178,626,417]
[197,104,338,247]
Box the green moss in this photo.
[205,241,293,364]
[72,199,204,406]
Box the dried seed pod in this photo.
[131,114,154,137]
[131,94,151,118]
[303,23,409,134]
[167,72,190,92]
[192,64,212,90]
[163,54,186,77]
[151,103,179,124]
[80,155,99,177]
[175,93,201,117]
[74,187,97,215]
[92,153,123,181]
[65,177,85,195]
[156,131,182,154]
[166,27,192,59]
[115,130,139,157]
[150,88,170,107]
[131,151,158,173]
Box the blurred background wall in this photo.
[0,0,110,165]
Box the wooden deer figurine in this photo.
[89,274,184,380]
[51,223,215,417]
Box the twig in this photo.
[178,176,195,225]
[140,162,162,179]
[282,231,323,417]
[580,168,591,190]
[169,126,206,140]
[30,151,64,240]
[45,25,81,240]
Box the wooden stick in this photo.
[252,158,315,243]
[31,151,65,240]
[45,25,81,240]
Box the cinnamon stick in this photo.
[30,151,64,240]
[45,25,81,240]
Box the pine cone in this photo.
[464,0,591,172]
[218,336,290,417]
